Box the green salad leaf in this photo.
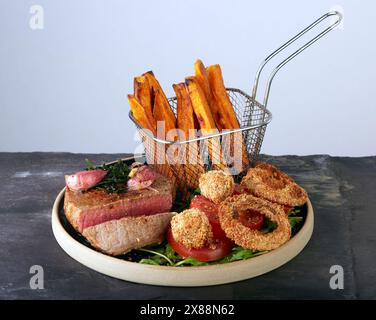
[165,243,180,261]
[137,247,174,265]
[261,217,278,233]
[84,158,95,170]
[138,244,180,266]
[216,247,267,264]
[172,188,201,212]
[288,216,303,228]
[84,159,131,194]
[137,242,267,267]
[287,205,305,233]
[288,206,303,216]
[174,257,209,267]
[139,258,163,265]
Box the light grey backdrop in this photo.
[0,0,375,156]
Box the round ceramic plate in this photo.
[51,158,314,287]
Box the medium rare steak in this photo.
[64,173,174,232]
[83,212,175,255]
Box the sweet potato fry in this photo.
[173,83,197,136]
[134,75,154,117]
[173,83,205,188]
[143,71,177,136]
[127,94,156,136]
[185,76,225,170]
[206,64,249,171]
[143,71,169,104]
[206,64,240,130]
[185,76,216,132]
[153,90,176,135]
[194,59,223,130]
[142,72,177,181]
[194,60,213,106]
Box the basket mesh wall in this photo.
[134,89,270,196]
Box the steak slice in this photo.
[83,212,175,256]
[64,173,174,232]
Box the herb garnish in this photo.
[288,206,304,233]
[261,217,278,233]
[84,159,95,170]
[85,159,131,194]
[261,207,304,234]
[136,243,267,267]
[172,187,201,212]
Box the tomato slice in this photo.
[238,209,264,230]
[283,205,292,214]
[190,195,226,238]
[233,184,248,195]
[166,228,234,262]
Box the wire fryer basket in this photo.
[131,88,271,191]
[129,11,342,195]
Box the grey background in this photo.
[0,0,375,156]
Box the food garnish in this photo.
[127,165,157,191]
[66,159,157,194]
[65,169,107,191]
[87,160,131,194]
[135,242,267,267]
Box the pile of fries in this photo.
[128,59,249,190]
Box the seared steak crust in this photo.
[64,174,174,232]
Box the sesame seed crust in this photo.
[199,170,235,204]
[218,194,291,251]
[171,208,213,249]
[241,163,308,207]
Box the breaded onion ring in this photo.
[199,170,235,204]
[241,163,308,207]
[218,194,291,251]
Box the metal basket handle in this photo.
[252,11,342,108]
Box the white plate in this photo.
[51,163,314,287]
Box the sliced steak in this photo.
[64,173,174,232]
[83,212,175,256]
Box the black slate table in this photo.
[0,152,375,299]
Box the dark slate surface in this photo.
[0,152,374,299]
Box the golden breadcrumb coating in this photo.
[199,170,235,204]
[241,163,308,207]
[170,208,212,249]
[218,194,291,251]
